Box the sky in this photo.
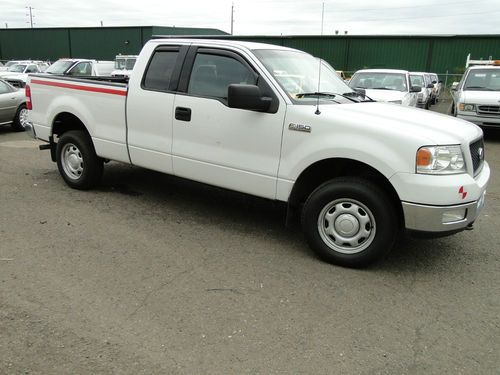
[1,0,500,35]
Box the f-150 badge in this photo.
[289,123,311,133]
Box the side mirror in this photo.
[354,88,366,96]
[438,80,443,84]
[432,80,437,84]
[228,84,272,112]
[410,86,421,93]
[451,82,459,91]
[427,83,434,89]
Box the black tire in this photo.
[301,177,398,268]
[56,130,103,190]
[11,104,27,132]
[450,103,456,116]
[424,99,430,110]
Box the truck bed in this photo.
[28,74,130,164]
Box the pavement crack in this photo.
[127,267,193,320]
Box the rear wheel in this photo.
[301,177,398,267]
[56,130,103,190]
[11,104,28,132]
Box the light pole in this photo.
[26,6,35,28]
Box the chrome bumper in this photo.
[402,192,486,232]
[24,122,36,139]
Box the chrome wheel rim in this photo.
[19,108,29,128]
[61,143,84,180]
[317,198,376,254]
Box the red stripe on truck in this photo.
[30,79,127,96]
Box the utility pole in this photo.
[26,6,35,28]
[230,2,234,35]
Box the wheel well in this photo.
[52,112,89,138]
[288,158,404,227]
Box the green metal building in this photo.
[1,27,499,75]
[218,34,500,75]
[0,26,228,61]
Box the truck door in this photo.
[172,48,286,199]
[126,46,186,174]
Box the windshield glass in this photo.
[464,69,500,91]
[115,58,136,70]
[45,60,75,74]
[349,72,408,92]
[5,61,18,67]
[253,49,353,103]
[8,64,27,73]
[410,75,424,87]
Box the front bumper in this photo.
[457,112,500,128]
[392,162,489,233]
[24,121,36,139]
[402,191,486,232]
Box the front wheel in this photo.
[301,177,399,267]
[56,130,103,190]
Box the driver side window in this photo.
[188,53,256,99]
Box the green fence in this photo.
[1,29,498,75]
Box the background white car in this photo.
[410,72,434,109]
[0,62,49,88]
[451,65,500,128]
[348,69,419,106]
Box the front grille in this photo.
[470,138,485,176]
[478,105,500,116]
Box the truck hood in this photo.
[364,89,406,102]
[310,102,482,145]
[461,90,500,105]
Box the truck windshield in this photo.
[45,60,75,74]
[253,49,354,103]
[350,72,408,92]
[464,69,500,91]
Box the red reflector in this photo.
[25,84,32,110]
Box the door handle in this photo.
[175,107,191,122]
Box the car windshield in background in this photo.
[45,60,75,74]
[8,64,27,73]
[350,73,408,92]
[464,69,500,91]
[253,49,354,102]
[410,75,424,87]
[115,58,137,70]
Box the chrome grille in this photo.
[477,105,500,116]
[470,138,485,176]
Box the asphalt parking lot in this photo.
[1,98,499,374]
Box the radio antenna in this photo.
[315,2,325,115]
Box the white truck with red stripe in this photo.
[25,38,490,267]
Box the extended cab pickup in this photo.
[25,39,490,267]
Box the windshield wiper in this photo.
[342,91,374,102]
[296,91,361,103]
[371,87,393,90]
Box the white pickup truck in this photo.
[25,38,490,267]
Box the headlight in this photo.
[458,103,475,112]
[416,145,466,174]
[388,100,402,104]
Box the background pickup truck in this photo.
[25,38,490,267]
